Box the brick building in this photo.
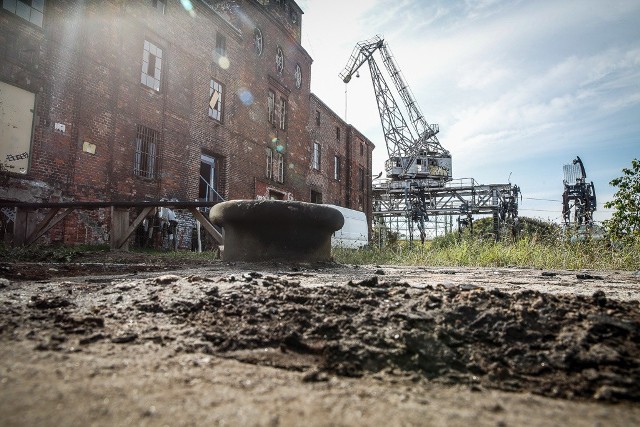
[0,0,374,247]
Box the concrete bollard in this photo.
[209,200,344,262]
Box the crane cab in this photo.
[385,152,452,181]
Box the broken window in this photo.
[3,0,44,27]
[199,154,222,202]
[266,148,284,183]
[334,155,341,181]
[274,152,284,183]
[294,63,302,89]
[134,125,159,179]
[141,40,162,91]
[275,46,284,74]
[312,142,321,170]
[209,79,223,122]
[254,28,263,56]
[268,90,276,125]
[279,97,287,130]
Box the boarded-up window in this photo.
[209,79,223,122]
[0,81,34,174]
[134,125,159,179]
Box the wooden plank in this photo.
[110,207,130,251]
[26,208,75,246]
[188,208,223,244]
[114,206,155,250]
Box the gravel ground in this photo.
[1,258,639,426]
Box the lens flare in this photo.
[237,88,254,106]
[218,56,230,69]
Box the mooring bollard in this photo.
[209,200,344,262]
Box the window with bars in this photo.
[141,40,162,91]
[2,0,44,27]
[209,79,223,122]
[134,125,159,179]
[312,142,321,170]
[268,90,276,125]
[334,155,341,181]
[279,97,287,130]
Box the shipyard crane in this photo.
[340,36,520,244]
[339,35,452,184]
[562,156,597,227]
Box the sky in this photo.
[296,0,640,224]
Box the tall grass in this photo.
[333,235,640,271]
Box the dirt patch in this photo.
[1,257,640,425]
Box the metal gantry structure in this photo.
[340,36,520,243]
[562,156,597,227]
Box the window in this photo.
[279,97,287,130]
[275,46,284,74]
[215,32,226,57]
[266,148,284,183]
[290,10,298,24]
[150,0,166,13]
[274,151,284,183]
[267,90,276,125]
[253,28,263,56]
[334,156,341,181]
[294,64,302,89]
[358,166,365,191]
[336,126,341,141]
[209,79,223,122]
[141,40,162,91]
[0,81,34,174]
[310,190,322,204]
[134,125,159,179]
[312,142,321,170]
[360,142,364,156]
[199,154,222,202]
[315,110,320,126]
[2,0,44,27]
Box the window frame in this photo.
[312,142,321,170]
[253,28,263,56]
[334,155,341,181]
[141,40,163,92]
[2,0,44,27]
[279,97,287,130]
[208,78,224,122]
[275,46,284,74]
[134,124,160,180]
[268,90,276,125]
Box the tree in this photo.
[603,159,640,242]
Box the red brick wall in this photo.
[0,0,373,245]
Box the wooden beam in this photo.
[110,207,130,251]
[26,207,76,246]
[188,207,223,244]
[113,206,155,250]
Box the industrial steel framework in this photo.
[340,36,520,243]
[562,156,596,227]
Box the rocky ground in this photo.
[1,254,639,426]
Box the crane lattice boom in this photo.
[340,35,451,183]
